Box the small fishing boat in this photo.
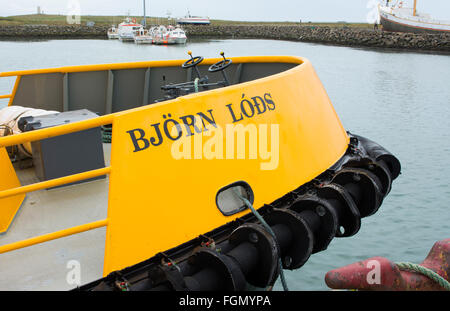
[168,25,188,44]
[379,0,450,34]
[0,52,400,290]
[134,28,153,44]
[151,25,172,45]
[176,10,210,25]
[118,17,144,42]
[107,25,119,39]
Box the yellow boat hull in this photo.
[0,55,400,290]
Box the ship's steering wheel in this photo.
[208,52,232,72]
[182,51,204,68]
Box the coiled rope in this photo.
[235,191,289,291]
[395,262,450,291]
[194,78,199,93]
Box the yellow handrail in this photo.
[0,219,108,254]
[0,113,115,255]
[0,56,304,78]
[8,76,21,106]
[0,94,12,99]
[0,166,111,199]
[0,60,184,77]
[0,114,114,147]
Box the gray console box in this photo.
[19,109,106,188]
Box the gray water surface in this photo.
[0,38,449,290]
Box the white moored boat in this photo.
[168,25,187,44]
[379,0,450,34]
[134,28,153,44]
[118,18,144,42]
[151,25,172,45]
[107,25,119,39]
[176,11,210,25]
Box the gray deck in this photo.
[0,144,111,290]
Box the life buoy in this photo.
[132,18,137,24]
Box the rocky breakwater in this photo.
[184,25,450,52]
[0,24,108,39]
[0,24,449,52]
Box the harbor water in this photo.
[0,38,449,290]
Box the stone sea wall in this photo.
[0,25,109,39]
[0,24,449,52]
[183,25,450,52]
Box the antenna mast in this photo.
[143,0,147,27]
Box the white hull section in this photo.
[134,36,153,44]
[107,33,119,39]
[174,37,187,44]
[119,35,135,42]
[176,17,210,25]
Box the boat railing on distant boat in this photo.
[379,1,450,34]
[382,6,450,25]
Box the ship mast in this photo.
[143,0,147,27]
[413,0,417,16]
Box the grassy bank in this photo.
[0,13,372,28]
